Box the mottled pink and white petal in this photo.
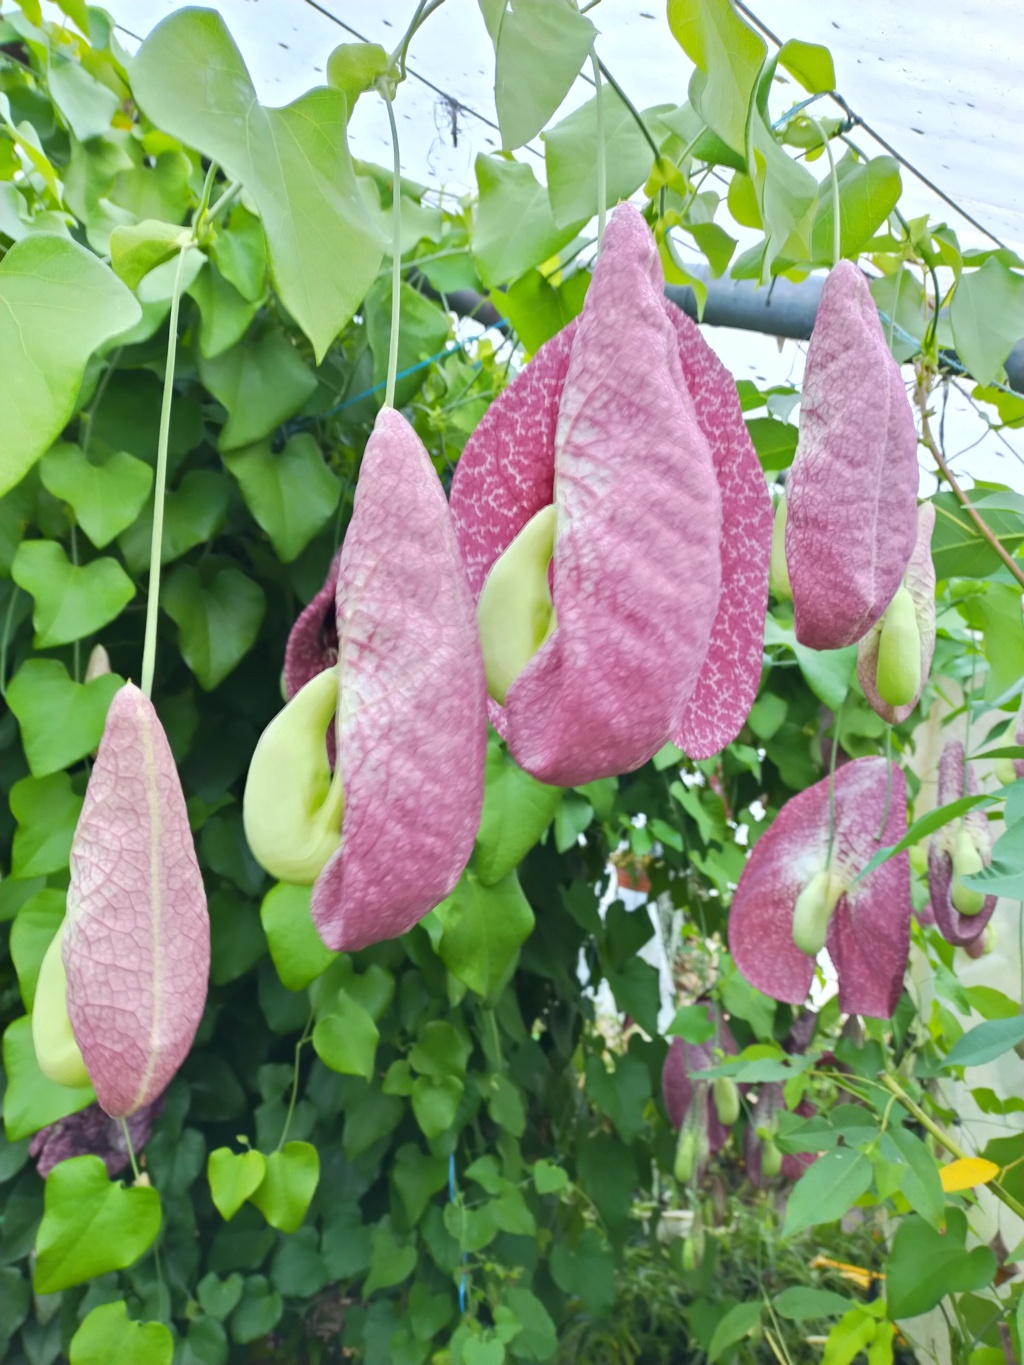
[786,261,919,650]
[857,502,936,724]
[503,204,722,785]
[284,549,341,699]
[449,326,574,599]
[662,1036,693,1133]
[731,756,910,1018]
[64,684,209,1118]
[311,409,487,952]
[927,740,997,946]
[665,305,773,759]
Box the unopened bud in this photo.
[674,1127,698,1184]
[950,826,986,917]
[84,644,112,683]
[476,505,558,705]
[769,496,792,601]
[994,758,1017,786]
[760,1137,783,1178]
[791,868,845,957]
[875,587,921,707]
[712,1076,740,1127]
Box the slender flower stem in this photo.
[591,49,606,248]
[119,1118,142,1183]
[277,1014,314,1152]
[879,1072,1024,1222]
[914,368,1024,591]
[810,116,840,267]
[382,91,403,410]
[140,245,190,699]
[206,178,241,225]
[0,583,20,700]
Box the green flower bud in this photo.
[712,1075,741,1127]
[243,667,344,884]
[33,930,90,1090]
[791,868,845,957]
[769,495,792,601]
[681,1234,699,1272]
[476,505,558,705]
[875,586,921,707]
[674,1127,698,1184]
[994,758,1017,786]
[950,826,986,917]
[760,1137,783,1178]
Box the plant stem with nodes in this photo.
[809,116,840,268]
[140,244,190,700]
[590,49,606,248]
[382,90,403,410]
[914,365,1024,591]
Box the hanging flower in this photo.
[744,1013,820,1186]
[662,1010,739,1181]
[450,202,772,784]
[785,261,919,650]
[729,756,911,1019]
[35,684,210,1119]
[244,408,487,953]
[29,1096,164,1180]
[857,502,936,723]
[927,739,997,946]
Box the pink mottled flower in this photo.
[729,756,911,1019]
[786,261,919,650]
[450,203,771,782]
[306,408,487,952]
[927,739,996,946]
[857,502,936,724]
[284,550,341,701]
[29,1095,163,1180]
[63,684,209,1118]
[744,1087,817,1187]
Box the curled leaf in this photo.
[927,740,997,946]
[786,261,919,649]
[63,684,209,1118]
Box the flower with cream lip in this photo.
[927,739,997,946]
[244,407,487,954]
[729,756,911,1019]
[450,202,772,785]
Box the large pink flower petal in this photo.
[502,205,722,785]
[786,261,919,650]
[857,502,936,724]
[311,409,487,952]
[284,549,341,699]
[730,756,910,1019]
[927,740,996,946]
[666,305,773,759]
[64,684,209,1118]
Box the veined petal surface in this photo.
[927,739,996,946]
[311,408,487,952]
[666,304,772,758]
[503,204,722,785]
[63,683,209,1118]
[857,502,936,724]
[730,756,910,1019]
[786,261,918,649]
[284,549,340,699]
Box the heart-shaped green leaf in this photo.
[1,1015,94,1142]
[885,1210,997,1318]
[411,1075,463,1140]
[198,331,318,451]
[207,1148,267,1221]
[188,261,263,358]
[248,1142,319,1233]
[10,773,83,878]
[475,735,562,885]
[39,443,154,549]
[162,565,265,691]
[109,219,191,290]
[260,882,337,992]
[7,658,123,777]
[69,1301,173,1365]
[0,235,141,496]
[131,9,383,362]
[435,869,535,999]
[312,993,379,1081]
[363,1223,417,1296]
[196,1271,245,1319]
[34,1154,162,1293]
[224,434,340,564]
[10,888,65,1010]
[11,540,135,648]
[118,470,230,572]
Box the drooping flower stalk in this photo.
[927,739,997,946]
[662,1010,738,1181]
[730,756,911,1019]
[785,261,919,650]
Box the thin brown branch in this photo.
[914,368,1024,591]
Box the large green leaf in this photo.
[475,735,562,885]
[313,993,379,1081]
[260,882,337,991]
[962,818,1024,900]
[544,89,660,229]
[118,469,230,573]
[34,1155,162,1293]
[39,442,154,549]
[248,1142,319,1234]
[930,490,1024,578]
[782,1148,873,1237]
[0,235,140,496]
[950,257,1024,386]
[130,9,384,362]
[473,154,583,288]
[10,772,83,879]
[7,657,123,777]
[667,0,766,156]
[363,278,452,408]
[69,1302,173,1365]
[198,332,318,451]
[187,261,263,359]
[884,1210,996,1318]
[942,1016,1024,1070]
[224,434,339,564]
[482,0,595,151]
[10,888,64,1010]
[11,539,135,648]
[1,1015,94,1142]
[162,564,266,690]
[806,154,902,266]
[435,869,535,999]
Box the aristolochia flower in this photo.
[662,1011,739,1181]
[244,408,487,953]
[785,261,919,650]
[33,684,210,1118]
[927,739,997,946]
[730,756,911,1019]
[449,202,772,784]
